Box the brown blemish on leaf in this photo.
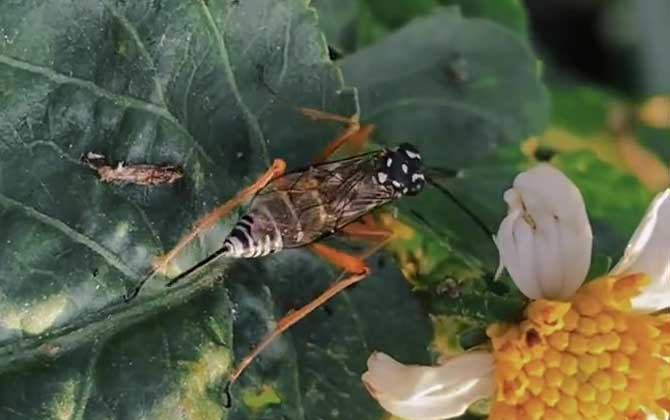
[82,152,184,186]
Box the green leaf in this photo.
[634,123,670,162]
[342,9,548,169]
[0,0,409,417]
[439,0,528,37]
[0,285,235,419]
[312,0,528,53]
[549,86,621,135]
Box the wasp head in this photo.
[376,143,425,196]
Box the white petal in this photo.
[643,409,669,420]
[513,209,542,298]
[535,211,564,298]
[362,352,494,420]
[495,164,593,299]
[610,189,670,312]
[496,206,543,298]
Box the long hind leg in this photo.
[224,220,393,394]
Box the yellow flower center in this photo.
[487,274,670,420]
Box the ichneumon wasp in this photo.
[122,107,486,405]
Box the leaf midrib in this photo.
[0,260,230,373]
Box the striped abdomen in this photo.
[221,186,315,258]
[222,169,390,259]
[222,210,284,258]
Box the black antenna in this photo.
[165,245,232,288]
[123,244,231,302]
[424,175,493,239]
[408,209,444,236]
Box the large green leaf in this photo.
[0,0,425,418]
[0,1,552,419]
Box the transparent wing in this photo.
[257,151,379,196]
[256,151,395,243]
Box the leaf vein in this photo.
[0,54,213,165]
[71,339,105,420]
[198,0,270,164]
[277,10,292,87]
[365,96,499,128]
[0,192,137,279]
[103,1,169,109]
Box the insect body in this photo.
[152,143,425,291]
[222,143,425,258]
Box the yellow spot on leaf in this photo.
[152,344,230,420]
[242,384,281,410]
[430,315,481,359]
[523,126,670,192]
[0,295,68,336]
[50,381,76,420]
[638,96,670,128]
[23,295,68,334]
[524,127,626,169]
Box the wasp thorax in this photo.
[375,143,425,196]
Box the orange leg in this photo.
[338,218,393,240]
[308,242,368,273]
[298,107,375,163]
[298,107,359,125]
[226,247,369,389]
[225,220,394,390]
[152,159,286,275]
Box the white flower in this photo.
[363,164,670,420]
[610,188,670,312]
[494,164,592,299]
[362,352,494,420]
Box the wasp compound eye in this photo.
[376,143,425,196]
